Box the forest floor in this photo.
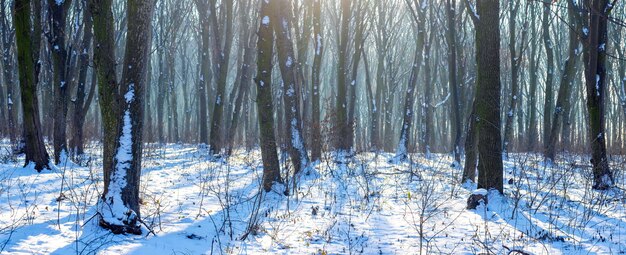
[0,142,625,255]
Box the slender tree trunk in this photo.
[395,1,425,161]
[194,0,210,145]
[462,106,478,183]
[527,6,539,151]
[256,0,281,192]
[446,0,462,165]
[347,7,364,151]
[0,0,18,144]
[335,0,351,153]
[208,0,234,155]
[71,4,94,156]
[542,4,555,151]
[310,0,323,161]
[271,0,309,174]
[227,33,255,155]
[503,0,521,156]
[545,0,580,162]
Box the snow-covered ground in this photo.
[0,143,625,254]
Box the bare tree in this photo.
[14,0,51,171]
[581,0,615,190]
[256,0,281,192]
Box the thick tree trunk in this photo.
[90,0,121,207]
[14,0,51,171]
[256,0,281,192]
[474,0,503,193]
[334,0,351,153]
[99,0,154,234]
[582,0,614,190]
[48,0,73,164]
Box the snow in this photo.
[55,0,64,5]
[285,56,292,67]
[101,108,134,226]
[1,142,625,254]
[262,16,269,25]
[289,118,307,170]
[468,2,479,20]
[315,34,322,55]
[433,93,451,108]
[472,188,488,196]
[125,83,135,103]
[596,74,601,96]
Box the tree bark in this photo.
[334,0,351,153]
[99,0,154,234]
[582,0,614,190]
[545,0,580,162]
[542,4,555,151]
[208,0,234,155]
[14,0,51,171]
[271,0,310,175]
[310,0,323,161]
[256,0,281,192]
[71,3,95,157]
[48,0,73,164]
[90,0,120,196]
[474,0,503,193]
[446,0,462,165]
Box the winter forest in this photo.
[0,0,625,254]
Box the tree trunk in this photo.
[545,0,580,162]
[395,1,425,161]
[194,0,210,145]
[474,0,503,193]
[334,0,351,153]
[271,0,310,175]
[99,0,154,234]
[542,4,555,151]
[90,0,121,208]
[208,0,234,155]
[526,6,539,152]
[71,4,94,157]
[446,0,462,165]
[503,0,522,156]
[48,0,73,164]
[256,0,281,192]
[310,0,323,161]
[582,0,614,190]
[14,0,51,171]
